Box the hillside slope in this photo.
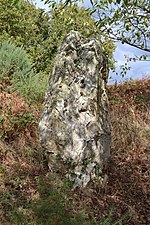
[0,78,150,225]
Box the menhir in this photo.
[39,30,111,187]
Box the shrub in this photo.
[0,40,33,81]
[0,40,48,103]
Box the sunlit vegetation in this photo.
[0,0,149,224]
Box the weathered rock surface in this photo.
[39,30,111,187]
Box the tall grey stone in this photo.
[39,31,111,187]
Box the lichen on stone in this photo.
[39,30,111,187]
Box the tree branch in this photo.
[116,37,150,52]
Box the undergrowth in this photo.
[0,91,38,147]
[0,146,126,225]
[0,77,149,225]
[108,78,150,153]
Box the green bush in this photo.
[0,40,48,103]
[0,40,33,81]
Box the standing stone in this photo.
[39,31,111,187]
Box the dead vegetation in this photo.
[0,78,150,224]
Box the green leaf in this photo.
[125,25,130,31]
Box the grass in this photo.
[0,77,149,224]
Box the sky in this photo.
[32,0,150,83]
